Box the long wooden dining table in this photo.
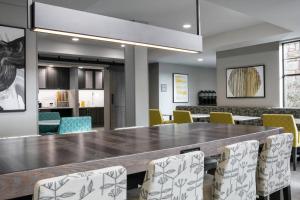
[0,123,282,199]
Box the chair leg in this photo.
[292,147,297,171]
[283,186,291,200]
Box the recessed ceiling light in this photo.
[72,37,79,42]
[121,44,126,48]
[197,58,204,62]
[183,24,192,29]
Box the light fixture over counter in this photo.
[31,2,203,53]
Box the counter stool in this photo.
[257,133,293,200]
[203,140,259,200]
[128,151,205,200]
[33,166,127,200]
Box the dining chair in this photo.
[128,151,205,200]
[173,110,193,124]
[59,116,92,134]
[209,112,235,125]
[257,133,293,200]
[262,114,299,171]
[203,140,259,200]
[33,166,127,200]
[149,109,173,126]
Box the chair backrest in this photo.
[139,151,204,200]
[59,116,92,134]
[39,112,60,121]
[149,109,163,126]
[214,140,259,200]
[33,166,126,200]
[262,114,298,147]
[210,112,234,125]
[257,133,293,196]
[173,110,193,124]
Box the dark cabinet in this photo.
[38,67,47,89]
[38,66,70,89]
[79,107,104,127]
[78,69,103,90]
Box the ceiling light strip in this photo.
[32,2,202,53]
[34,28,198,53]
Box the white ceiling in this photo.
[2,0,299,67]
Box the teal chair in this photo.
[58,116,92,134]
[39,112,60,135]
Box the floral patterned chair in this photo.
[33,166,127,200]
[257,133,293,200]
[128,151,205,200]
[203,140,259,200]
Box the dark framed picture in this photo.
[226,65,265,98]
[173,73,189,103]
[0,25,26,112]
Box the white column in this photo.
[124,46,149,127]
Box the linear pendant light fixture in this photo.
[31,2,202,53]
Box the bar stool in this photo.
[257,133,293,200]
[33,166,126,200]
[128,151,205,200]
[203,140,259,200]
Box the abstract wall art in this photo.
[226,65,265,98]
[173,73,189,103]
[0,25,26,112]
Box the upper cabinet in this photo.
[38,66,70,89]
[78,69,104,90]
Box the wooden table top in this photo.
[0,123,281,199]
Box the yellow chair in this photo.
[149,109,173,126]
[263,114,299,171]
[210,112,235,125]
[173,110,193,124]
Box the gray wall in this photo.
[149,63,217,115]
[216,42,282,107]
[0,3,38,137]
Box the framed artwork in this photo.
[161,84,167,92]
[226,65,265,98]
[0,25,26,112]
[173,73,189,103]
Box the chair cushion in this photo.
[203,174,214,200]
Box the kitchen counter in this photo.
[39,107,73,110]
[79,107,104,109]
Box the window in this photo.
[283,41,300,107]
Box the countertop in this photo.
[79,106,104,109]
[39,107,73,110]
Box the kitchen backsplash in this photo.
[38,90,70,108]
[79,90,104,107]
